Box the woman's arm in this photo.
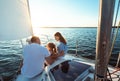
[57,51,64,57]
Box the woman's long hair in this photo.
[54,32,67,45]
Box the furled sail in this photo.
[0,0,33,41]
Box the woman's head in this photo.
[47,42,57,53]
[54,32,67,45]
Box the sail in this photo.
[0,0,33,41]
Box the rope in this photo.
[107,68,113,81]
[108,22,120,66]
[109,0,120,55]
[112,0,120,40]
[107,0,120,67]
[107,68,120,80]
[116,52,120,67]
[109,68,120,75]
[105,0,120,80]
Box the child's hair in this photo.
[47,42,57,54]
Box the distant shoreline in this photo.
[34,27,97,28]
[34,26,118,28]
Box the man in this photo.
[21,36,50,78]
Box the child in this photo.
[45,42,58,65]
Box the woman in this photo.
[54,32,67,58]
[45,42,58,65]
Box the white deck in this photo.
[14,54,120,81]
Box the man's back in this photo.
[21,43,50,78]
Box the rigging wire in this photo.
[112,0,120,39]
[107,21,120,81]
[108,0,120,64]
[106,0,120,80]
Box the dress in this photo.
[57,42,67,58]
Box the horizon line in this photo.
[33,26,118,28]
[34,27,97,28]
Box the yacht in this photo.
[0,0,120,81]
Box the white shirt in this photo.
[21,43,50,78]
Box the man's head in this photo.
[31,36,41,44]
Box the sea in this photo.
[0,27,120,81]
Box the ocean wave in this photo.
[0,28,120,80]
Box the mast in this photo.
[95,0,115,81]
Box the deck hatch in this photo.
[50,60,91,81]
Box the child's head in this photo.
[47,42,57,53]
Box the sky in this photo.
[28,0,120,27]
